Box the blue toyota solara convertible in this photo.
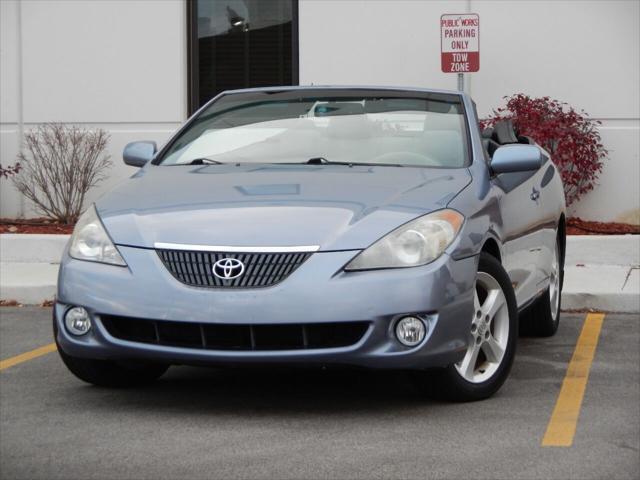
[54,86,566,401]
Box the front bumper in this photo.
[55,245,478,370]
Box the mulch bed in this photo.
[1,217,638,236]
[567,217,639,235]
[0,299,54,307]
[0,218,74,234]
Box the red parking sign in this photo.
[441,14,480,73]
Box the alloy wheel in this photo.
[455,271,510,383]
[549,242,561,322]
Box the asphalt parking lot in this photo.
[0,308,638,480]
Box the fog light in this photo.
[64,307,92,336]
[395,316,427,347]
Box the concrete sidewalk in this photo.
[1,233,639,312]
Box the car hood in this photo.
[97,164,471,251]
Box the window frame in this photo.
[186,0,299,116]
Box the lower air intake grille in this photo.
[156,249,312,288]
[101,315,370,351]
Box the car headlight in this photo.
[345,209,464,270]
[69,205,127,266]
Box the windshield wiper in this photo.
[305,157,403,167]
[187,158,224,165]
[305,157,354,166]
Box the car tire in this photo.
[519,236,562,337]
[54,313,169,387]
[414,252,518,402]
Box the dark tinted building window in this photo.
[188,0,298,113]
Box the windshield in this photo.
[157,90,469,168]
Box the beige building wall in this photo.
[1,0,188,218]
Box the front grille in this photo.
[101,315,370,351]
[157,249,312,288]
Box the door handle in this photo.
[530,188,540,202]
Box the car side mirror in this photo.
[490,144,542,174]
[123,141,157,167]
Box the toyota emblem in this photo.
[212,258,245,280]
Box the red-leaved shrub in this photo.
[482,94,607,206]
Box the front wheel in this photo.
[415,253,518,402]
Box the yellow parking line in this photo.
[0,343,57,371]
[542,313,605,447]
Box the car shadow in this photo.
[61,332,567,416]
[66,331,561,415]
[77,366,445,416]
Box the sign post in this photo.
[441,13,480,91]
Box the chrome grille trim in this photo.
[154,242,320,253]
[156,248,313,288]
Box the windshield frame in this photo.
[153,88,472,169]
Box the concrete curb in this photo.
[0,263,59,305]
[563,266,639,312]
[1,234,67,304]
[563,235,639,313]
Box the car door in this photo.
[535,157,564,291]
[494,165,548,308]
